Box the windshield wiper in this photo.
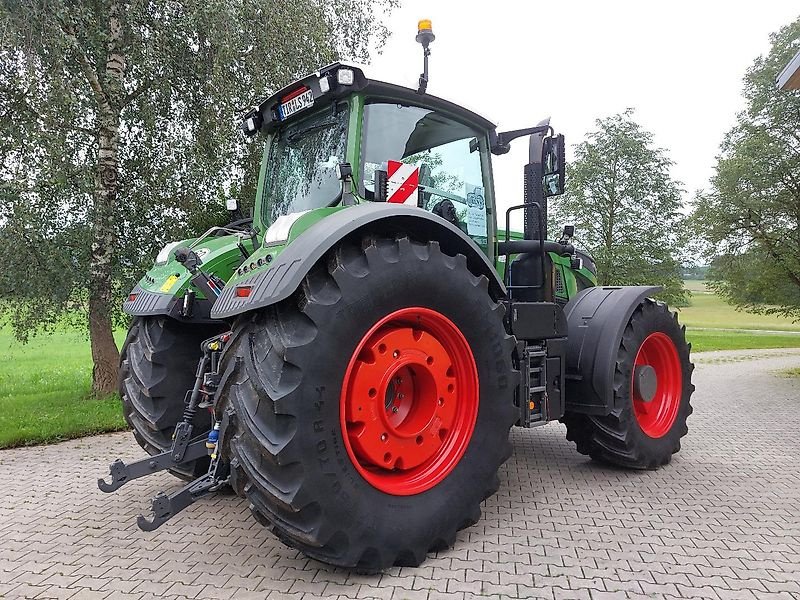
[286,121,338,145]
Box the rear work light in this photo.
[235,286,252,298]
[337,68,354,85]
[318,76,331,94]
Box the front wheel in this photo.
[218,235,517,570]
[562,299,694,469]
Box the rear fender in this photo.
[563,286,661,415]
[211,203,506,319]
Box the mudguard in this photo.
[562,285,661,415]
[211,203,506,319]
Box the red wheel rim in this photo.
[632,332,682,438]
[340,307,479,495]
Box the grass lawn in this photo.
[677,280,800,352]
[0,328,129,449]
[685,329,800,353]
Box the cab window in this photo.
[361,102,488,243]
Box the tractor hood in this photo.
[123,232,254,323]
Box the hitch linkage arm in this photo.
[97,438,210,493]
[136,452,229,531]
[136,411,232,531]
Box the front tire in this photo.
[562,299,694,469]
[119,316,224,480]
[218,235,517,570]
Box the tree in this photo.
[0,0,395,395]
[693,18,800,319]
[550,110,687,305]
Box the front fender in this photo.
[211,203,505,319]
[563,285,661,415]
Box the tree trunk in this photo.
[88,2,126,396]
[89,103,121,396]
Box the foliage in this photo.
[681,265,709,280]
[692,18,800,319]
[0,0,395,392]
[550,110,687,305]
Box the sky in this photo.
[367,1,799,217]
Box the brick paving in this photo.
[1,348,800,599]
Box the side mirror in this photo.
[542,134,565,197]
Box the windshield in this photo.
[261,104,348,226]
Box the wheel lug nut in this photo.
[395,377,402,384]
[393,350,400,358]
[392,407,399,413]
[381,433,388,441]
[398,393,404,400]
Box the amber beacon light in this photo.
[416,19,435,94]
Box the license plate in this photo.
[278,89,314,120]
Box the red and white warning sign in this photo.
[386,160,419,205]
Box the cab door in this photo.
[360,101,494,255]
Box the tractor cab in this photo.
[241,61,500,251]
[236,52,582,301]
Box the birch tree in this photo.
[0,0,395,395]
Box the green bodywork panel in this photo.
[225,207,345,288]
[551,253,597,299]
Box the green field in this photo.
[1,282,799,448]
[684,329,800,352]
[678,280,800,352]
[679,281,800,332]
[0,328,128,448]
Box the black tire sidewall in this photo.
[255,240,515,559]
[119,315,224,478]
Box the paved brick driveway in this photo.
[1,349,800,600]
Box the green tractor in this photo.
[101,22,693,571]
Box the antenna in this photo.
[416,20,435,94]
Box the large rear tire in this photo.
[217,235,517,570]
[119,316,224,480]
[561,298,694,469]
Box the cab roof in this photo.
[242,62,497,137]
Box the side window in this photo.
[361,103,487,243]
